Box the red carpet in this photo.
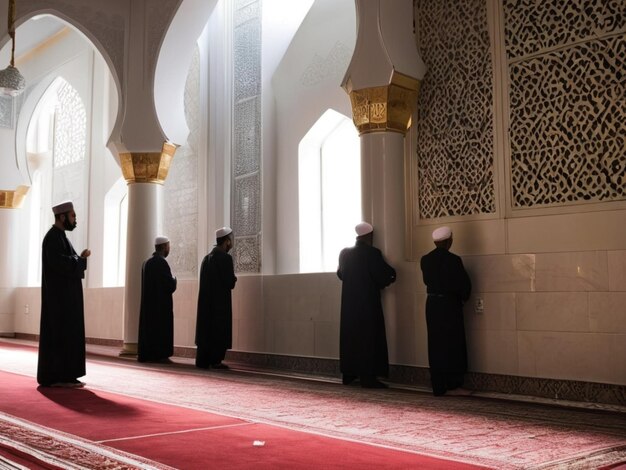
[3,339,626,469]
[0,370,485,469]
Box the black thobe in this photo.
[337,240,396,379]
[37,226,87,386]
[138,253,177,362]
[195,248,237,367]
[420,247,471,395]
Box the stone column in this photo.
[342,0,425,360]
[0,186,29,335]
[119,142,176,356]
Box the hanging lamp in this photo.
[0,0,25,96]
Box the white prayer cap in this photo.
[215,227,233,239]
[52,201,74,215]
[355,222,373,237]
[432,226,452,241]
[155,236,169,246]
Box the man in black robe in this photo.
[195,227,237,369]
[37,201,91,388]
[337,222,396,388]
[420,226,472,396]
[138,236,177,363]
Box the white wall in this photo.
[272,0,356,274]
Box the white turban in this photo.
[52,201,73,215]
[215,227,233,239]
[155,236,169,245]
[355,222,373,237]
[432,226,452,242]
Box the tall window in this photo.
[299,109,360,272]
[103,178,128,287]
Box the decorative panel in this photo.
[504,0,626,208]
[165,47,200,278]
[234,97,261,177]
[233,0,262,102]
[414,0,496,219]
[53,81,87,168]
[0,96,13,128]
[233,174,261,237]
[233,235,261,273]
[232,0,262,272]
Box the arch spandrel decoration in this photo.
[504,0,626,208]
[414,0,496,219]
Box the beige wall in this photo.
[13,254,626,386]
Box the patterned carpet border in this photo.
[0,412,175,470]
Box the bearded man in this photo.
[37,201,91,388]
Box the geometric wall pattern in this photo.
[504,0,626,207]
[232,0,262,272]
[53,80,86,168]
[414,0,496,219]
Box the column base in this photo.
[119,343,138,357]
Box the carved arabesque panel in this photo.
[415,0,496,219]
[504,0,626,208]
[232,0,262,273]
[53,80,86,168]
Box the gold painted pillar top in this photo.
[345,71,421,136]
[120,141,177,184]
[341,0,425,136]
[0,185,29,209]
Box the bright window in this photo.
[299,109,360,272]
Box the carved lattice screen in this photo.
[505,0,626,208]
[414,0,496,219]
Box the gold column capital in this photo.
[345,71,421,136]
[120,141,177,184]
[0,185,29,209]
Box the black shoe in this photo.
[196,363,210,369]
[211,363,229,369]
[342,374,357,385]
